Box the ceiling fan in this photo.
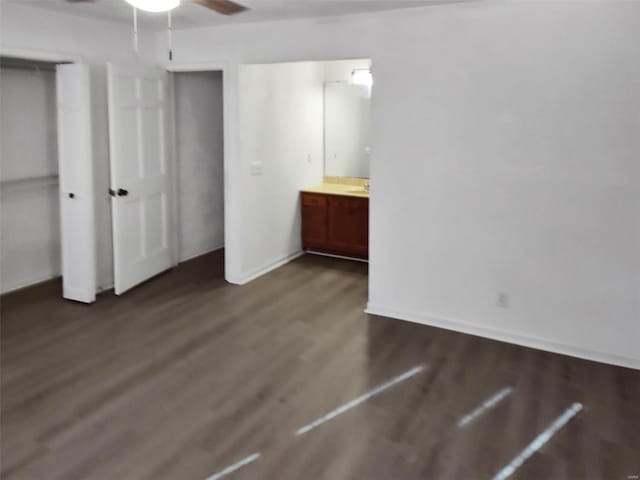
[191,0,246,15]
[65,0,248,15]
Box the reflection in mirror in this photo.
[324,82,371,179]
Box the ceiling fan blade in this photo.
[192,0,247,15]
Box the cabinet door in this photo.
[328,196,369,257]
[301,193,327,249]
[350,197,369,256]
[327,196,355,251]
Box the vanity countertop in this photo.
[301,183,369,198]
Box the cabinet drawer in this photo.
[301,193,327,207]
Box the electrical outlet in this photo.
[497,292,509,308]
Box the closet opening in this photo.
[171,70,225,277]
[2,55,99,303]
[0,56,64,295]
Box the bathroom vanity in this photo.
[301,74,371,261]
[301,183,369,260]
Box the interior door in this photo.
[107,63,173,295]
[56,63,96,303]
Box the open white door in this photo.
[107,63,173,295]
[57,63,96,303]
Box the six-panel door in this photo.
[107,63,174,295]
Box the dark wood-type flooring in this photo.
[1,251,639,480]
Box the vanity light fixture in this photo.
[125,0,180,13]
[351,68,373,88]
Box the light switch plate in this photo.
[250,161,263,176]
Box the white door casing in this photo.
[56,63,97,303]
[107,63,173,295]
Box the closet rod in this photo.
[0,63,57,73]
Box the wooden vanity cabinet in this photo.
[301,193,328,249]
[301,192,369,259]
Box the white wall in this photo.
[0,65,60,292]
[1,2,156,292]
[174,71,225,261]
[0,2,155,63]
[236,61,324,281]
[165,1,640,368]
[321,58,371,84]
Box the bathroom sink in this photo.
[347,188,369,195]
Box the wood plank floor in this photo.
[1,251,639,480]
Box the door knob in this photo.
[117,188,128,197]
[68,193,75,199]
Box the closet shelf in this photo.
[0,175,59,192]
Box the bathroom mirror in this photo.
[324,82,371,179]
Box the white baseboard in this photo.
[366,303,640,371]
[305,250,368,263]
[1,271,61,295]
[227,250,304,286]
[179,244,225,263]
[97,282,114,294]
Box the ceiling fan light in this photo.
[125,0,180,13]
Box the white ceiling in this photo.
[6,0,448,30]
